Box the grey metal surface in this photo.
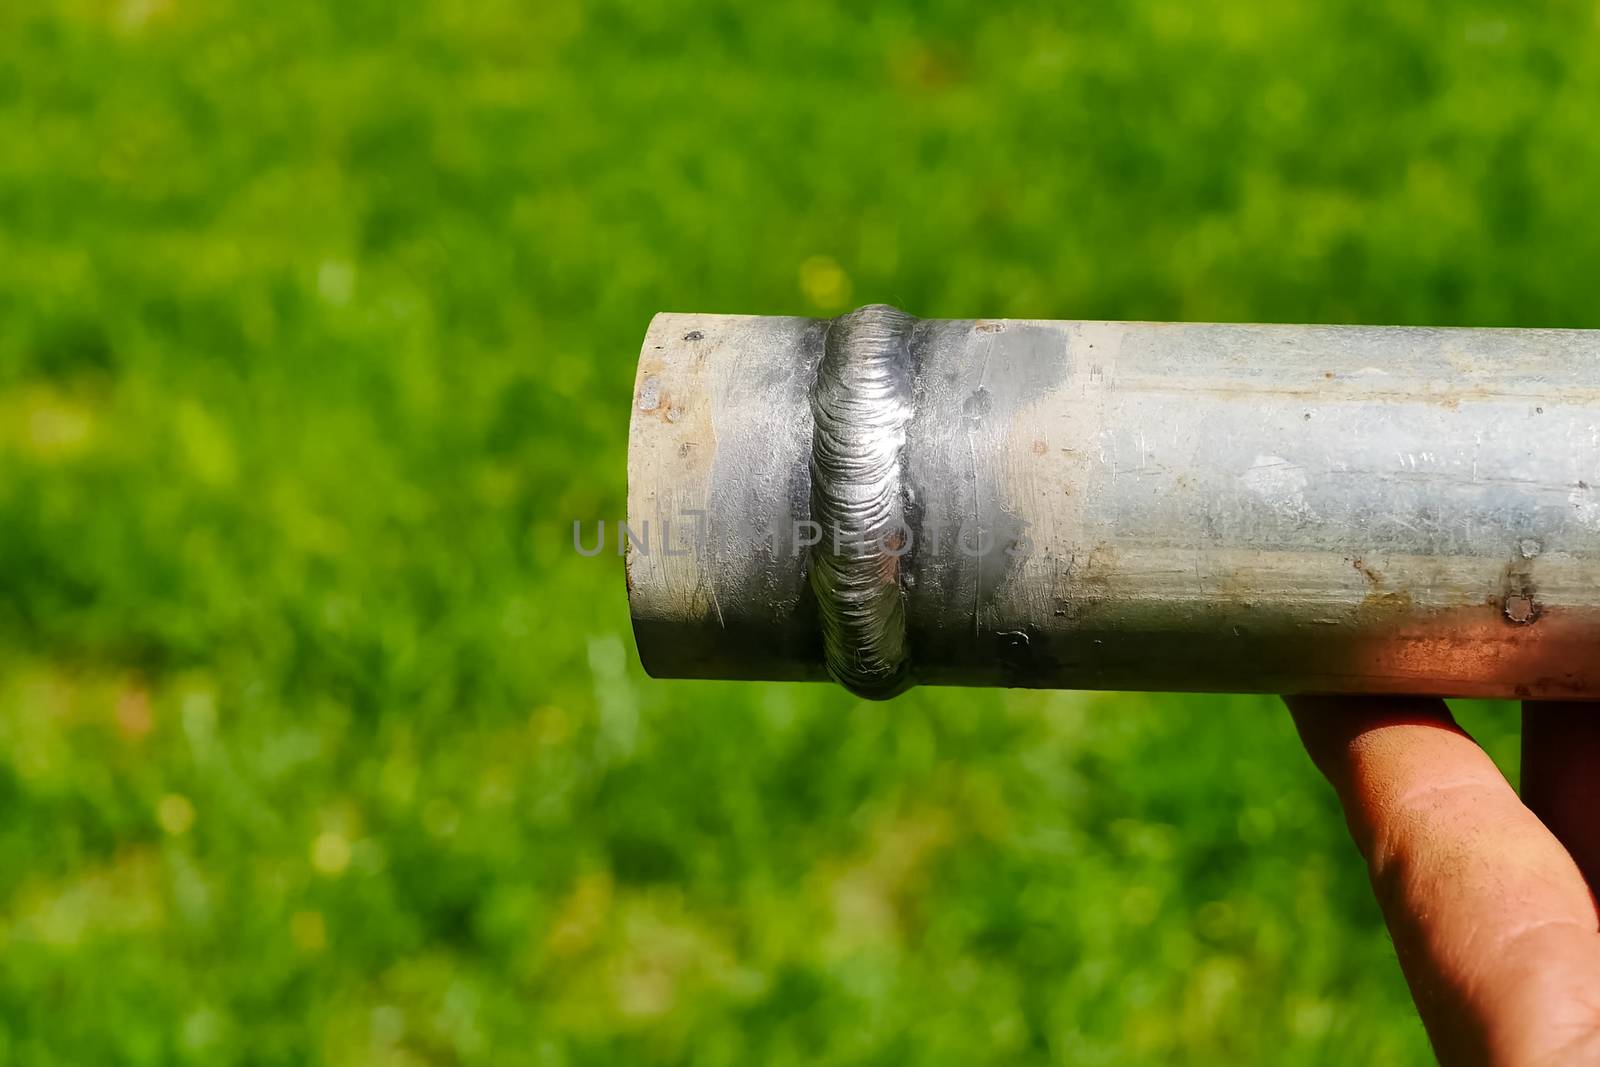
[627,307,1600,699]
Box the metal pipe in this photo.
[626,306,1600,700]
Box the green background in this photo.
[0,0,1589,1062]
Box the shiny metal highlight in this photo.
[808,305,916,697]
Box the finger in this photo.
[1289,695,1600,1067]
[1523,702,1600,890]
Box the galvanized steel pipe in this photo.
[626,306,1600,700]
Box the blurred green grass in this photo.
[0,0,1588,1062]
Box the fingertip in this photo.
[1284,694,1460,784]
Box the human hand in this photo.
[1289,696,1600,1066]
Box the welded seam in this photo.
[809,304,917,698]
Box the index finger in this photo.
[1288,695,1600,1066]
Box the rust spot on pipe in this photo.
[1362,590,1413,618]
[1504,595,1538,624]
[638,379,683,423]
[1498,552,1542,625]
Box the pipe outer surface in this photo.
[626,306,1600,699]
